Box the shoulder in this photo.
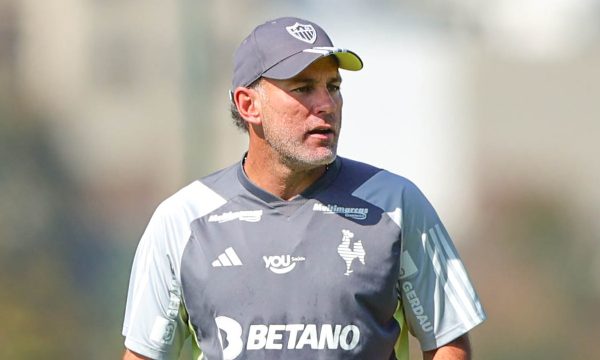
[155,163,239,222]
[337,157,430,228]
[338,156,421,196]
[157,181,222,214]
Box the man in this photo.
[122,17,486,360]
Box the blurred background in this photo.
[1,0,599,359]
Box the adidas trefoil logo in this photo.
[212,247,243,267]
[337,230,365,276]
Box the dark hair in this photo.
[229,79,262,132]
[230,101,248,132]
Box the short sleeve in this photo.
[398,182,486,351]
[122,204,190,359]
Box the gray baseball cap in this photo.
[232,17,363,89]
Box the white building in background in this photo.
[331,20,476,236]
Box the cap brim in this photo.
[262,49,363,81]
[333,50,363,71]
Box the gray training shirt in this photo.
[122,156,486,360]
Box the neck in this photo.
[243,150,328,201]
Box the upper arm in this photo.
[351,171,486,353]
[422,334,471,360]
[122,204,190,359]
[398,181,486,350]
[123,348,153,360]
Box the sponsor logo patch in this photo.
[216,316,360,359]
[150,316,177,345]
[313,203,369,220]
[263,255,306,274]
[402,281,433,332]
[208,210,263,223]
[399,251,418,279]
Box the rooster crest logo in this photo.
[337,230,366,276]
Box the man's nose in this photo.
[312,87,338,115]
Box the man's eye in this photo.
[328,84,341,92]
[292,86,311,93]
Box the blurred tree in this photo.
[471,184,599,359]
[0,96,122,359]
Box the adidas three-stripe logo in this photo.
[211,247,243,267]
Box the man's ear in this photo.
[233,86,262,126]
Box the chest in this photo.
[181,201,402,319]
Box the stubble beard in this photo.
[262,120,339,171]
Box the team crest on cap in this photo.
[286,23,317,44]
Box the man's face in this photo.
[256,56,343,170]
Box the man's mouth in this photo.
[308,128,334,135]
[306,128,335,142]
